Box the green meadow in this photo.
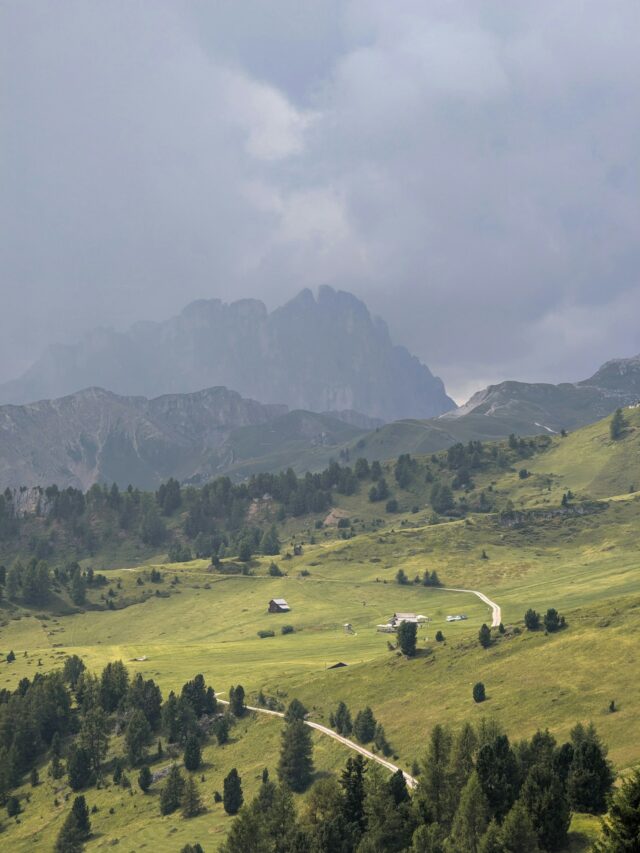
[1,406,639,849]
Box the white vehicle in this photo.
[446,614,468,622]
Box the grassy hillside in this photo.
[1,405,640,849]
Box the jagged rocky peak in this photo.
[0,287,454,422]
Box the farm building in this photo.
[268,598,291,613]
[377,612,427,632]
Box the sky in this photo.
[1,1,639,403]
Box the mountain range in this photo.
[0,286,453,423]
[0,355,638,490]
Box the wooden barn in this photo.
[268,598,291,613]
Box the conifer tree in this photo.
[353,707,377,743]
[138,765,152,793]
[500,800,540,853]
[278,718,314,793]
[593,767,640,851]
[181,775,204,818]
[449,772,489,853]
[160,765,185,815]
[183,734,202,772]
[223,768,243,815]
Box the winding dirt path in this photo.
[217,699,418,789]
[439,586,502,628]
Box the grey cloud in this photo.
[0,0,639,401]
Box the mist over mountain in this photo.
[0,286,454,423]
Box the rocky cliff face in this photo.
[0,287,454,422]
[0,387,287,490]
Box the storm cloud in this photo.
[1,0,639,401]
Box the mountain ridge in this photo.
[0,286,454,422]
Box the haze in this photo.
[1,1,639,402]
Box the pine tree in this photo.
[183,734,202,772]
[476,735,519,822]
[229,685,245,717]
[417,723,453,826]
[329,701,352,736]
[137,765,151,792]
[79,706,109,778]
[479,623,492,648]
[397,620,417,656]
[223,768,243,815]
[340,755,367,831]
[353,707,377,743]
[388,768,409,805]
[278,719,314,793]
[610,408,626,440]
[449,772,489,853]
[160,765,185,815]
[125,708,151,766]
[593,767,640,851]
[473,682,486,703]
[568,730,614,814]
[181,775,204,818]
[284,698,307,723]
[500,800,540,853]
[67,745,93,791]
[55,795,91,852]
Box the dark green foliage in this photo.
[368,477,390,503]
[168,543,192,563]
[610,407,627,440]
[593,767,640,851]
[260,525,281,556]
[125,708,152,766]
[183,734,202,772]
[373,722,391,756]
[521,762,571,851]
[473,682,486,703]
[215,716,230,745]
[54,795,91,852]
[395,568,409,585]
[543,608,566,632]
[568,724,614,814]
[499,801,540,853]
[6,649,15,663]
[229,685,245,717]
[524,608,541,630]
[478,623,492,648]
[385,498,399,513]
[160,764,185,815]
[223,768,243,815]
[138,765,152,792]
[281,624,294,635]
[278,719,314,792]
[181,845,205,853]
[79,706,110,777]
[181,774,204,818]
[476,735,519,822]
[127,672,163,728]
[6,795,20,817]
[99,660,129,712]
[430,482,454,513]
[257,629,275,638]
[157,478,181,515]
[329,701,352,736]
[353,707,376,744]
[268,561,283,577]
[355,457,370,479]
[341,754,367,830]
[397,620,417,656]
[435,630,445,642]
[63,655,86,690]
[284,698,307,723]
[67,745,93,790]
[181,674,216,718]
[394,453,417,488]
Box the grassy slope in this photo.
[2,406,640,849]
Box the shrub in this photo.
[473,682,486,703]
[478,624,492,648]
[385,499,399,513]
[544,608,566,632]
[395,569,409,585]
[281,625,294,635]
[435,630,445,642]
[268,562,283,577]
[257,629,275,639]
[337,517,350,529]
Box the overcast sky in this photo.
[1,1,639,402]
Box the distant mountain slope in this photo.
[0,286,454,422]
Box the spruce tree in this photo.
[278,719,314,793]
[125,708,151,766]
[183,734,201,772]
[610,408,626,440]
[449,772,489,853]
[181,775,204,818]
[479,623,492,648]
[500,800,540,853]
[160,765,185,815]
[223,768,243,815]
[138,765,152,793]
[593,767,640,851]
[229,685,245,717]
[397,620,417,656]
[55,795,91,852]
[568,732,614,814]
[353,707,377,743]
[329,701,352,736]
[340,755,367,831]
[417,723,453,826]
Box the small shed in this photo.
[268,598,291,613]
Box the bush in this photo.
[544,608,566,632]
[268,562,283,577]
[435,630,445,642]
[395,569,409,585]
[281,625,294,635]
[6,795,20,817]
[478,624,492,648]
[385,499,399,513]
[257,629,275,639]
[337,518,351,529]
[473,682,486,703]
